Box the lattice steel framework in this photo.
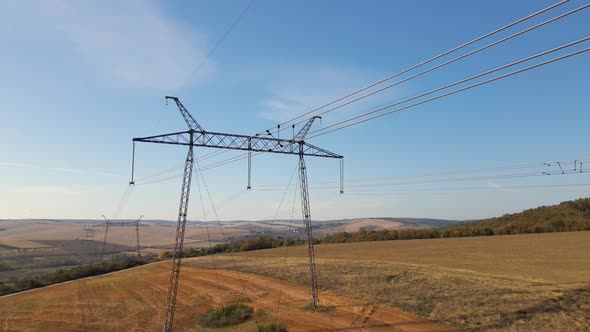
[298,143,319,308]
[94,216,148,261]
[131,96,342,332]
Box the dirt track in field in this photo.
[0,262,455,332]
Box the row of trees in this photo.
[155,198,590,257]
[322,198,590,243]
[158,236,306,259]
[0,258,148,296]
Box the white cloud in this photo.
[258,67,405,125]
[0,162,36,169]
[487,181,518,193]
[6,0,212,90]
[47,167,83,173]
[0,161,123,178]
[12,186,79,196]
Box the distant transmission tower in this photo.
[94,215,148,261]
[131,96,343,332]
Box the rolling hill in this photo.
[440,197,590,236]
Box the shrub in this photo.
[258,322,288,332]
[158,250,171,259]
[197,303,253,328]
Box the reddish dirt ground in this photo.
[0,262,455,331]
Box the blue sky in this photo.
[1,0,589,221]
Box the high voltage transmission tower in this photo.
[130,96,343,332]
[94,215,148,261]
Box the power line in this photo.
[133,2,585,184]
[257,0,571,136]
[307,46,590,139]
[251,169,590,191]
[134,2,580,184]
[342,183,590,194]
[184,0,256,84]
[141,36,590,179]
[249,158,590,190]
[255,159,588,187]
[287,3,590,129]
[138,1,590,179]
[336,169,590,189]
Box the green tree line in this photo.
[161,236,305,259]
[0,258,149,296]
[322,197,590,243]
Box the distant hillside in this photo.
[321,198,590,243]
[442,197,590,236]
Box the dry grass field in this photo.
[0,240,50,250]
[0,261,453,332]
[0,231,587,331]
[0,217,441,250]
[0,220,245,249]
[186,231,590,331]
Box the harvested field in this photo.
[186,231,590,331]
[0,262,454,332]
[0,240,50,250]
[237,231,590,283]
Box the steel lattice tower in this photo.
[95,215,148,261]
[131,97,342,332]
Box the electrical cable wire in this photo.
[340,182,590,195]
[307,46,590,139]
[138,36,589,179]
[194,163,224,305]
[182,0,256,85]
[194,157,254,310]
[240,164,299,287]
[274,174,299,325]
[137,156,589,188]
[248,158,588,188]
[286,3,590,129]
[254,159,589,188]
[133,1,580,182]
[257,0,572,137]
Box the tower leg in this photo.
[100,223,109,262]
[136,222,141,259]
[247,138,252,190]
[163,143,194,332]
[298,144,319,308]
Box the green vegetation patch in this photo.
[197,303,254,328]
[258,322,288,332]
[302,304,333,312]
[0,258,149,296]
[0,244,18,250]
[321,197,590,244]
[0,262,14,272]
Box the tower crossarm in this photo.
[92,221,149,227]
[165,96,204,132]
[133,130,342,159]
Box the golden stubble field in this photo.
[187,231,590,331]
[0,261,453,332]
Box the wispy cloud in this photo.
[3,0,212,90]
[258,67,405,125]
[47,167,83,173]
[12,186,79,196]
[1,161,123,178]
[0,162,36,169]
[487,181,518,193]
